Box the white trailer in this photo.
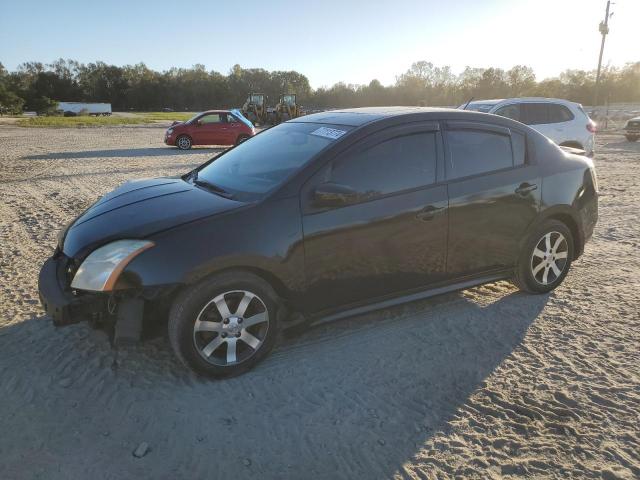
[56,102,112,116]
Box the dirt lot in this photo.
[0,124,638,479]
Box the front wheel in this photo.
[176,135,192,150]
[513,220,574,294]
[168,272,279,377]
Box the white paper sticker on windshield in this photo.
[310,126,347,140]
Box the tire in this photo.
[168,271,279,378]
[176,135,192,150]
[513,219,574,294]
[235,134,250,146]
[625,135,638,142]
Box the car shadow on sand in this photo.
[0,286,548,479]
[21,146,227,160]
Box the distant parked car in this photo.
[165,109,256,150]
[624,116,640,142]
[39,107,598,377]
[462,98,596,156]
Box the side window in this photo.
[511,131,526,166]
[446,129,513,179]
[547,104,574,123]
[521,103,548,125]
[495,104,521,122]
[225,114,239,123]
[199,113,222,124]
[330,132,437,199]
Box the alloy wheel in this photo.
[177,136,191,150]
[192,290,269,366]
[530,231,569,285]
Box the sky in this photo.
[0,0,637,88]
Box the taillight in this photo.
[587,122,596,133]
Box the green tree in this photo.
[0,62,25,114]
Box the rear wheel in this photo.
[168,271,279,377]
[235,134,250,146]
[559,141,584,151]
[513,220,574,294]
[176,135,192,150]
[625,135,638,142]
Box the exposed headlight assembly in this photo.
[71,240,154,292]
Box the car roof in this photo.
[466,99,505,106]
[292,106,464,127]
[199,110,231,114]
[469,97,579,106]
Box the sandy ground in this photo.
[0,124,638,480]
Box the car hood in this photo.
[62,178,243,258]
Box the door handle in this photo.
[417,205,444,221]
[515,182,538,196]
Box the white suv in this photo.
[462,98,596,156]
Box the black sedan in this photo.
[39,107,599,377]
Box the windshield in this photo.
[195,122,351,201]
[462,103,496,113]
[250,95,264,106]
[185,112,203,124]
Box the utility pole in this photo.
[594,0,612,109]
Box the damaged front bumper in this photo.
[38,252,176,344]
[38,254,108,326]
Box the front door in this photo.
[223,113,242,144]
[444,121,541,277]
[192,113,226,145]
[301,123,448,313]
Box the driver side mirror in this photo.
[313,182,359,208]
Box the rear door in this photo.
[444,121,540,277]
[521,103,555,140]
[301,123,448,312]
[546,103,576,144]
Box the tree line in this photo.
[0,58,638,114]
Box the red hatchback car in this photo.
[164,109,256,150]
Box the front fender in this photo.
[120,197,305,300]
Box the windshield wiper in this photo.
[191,172,235,199]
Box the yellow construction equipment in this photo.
[275,93,301,123]
[241,93,267,125]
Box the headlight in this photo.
[167,128,174,135]
[71,240,154,292]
